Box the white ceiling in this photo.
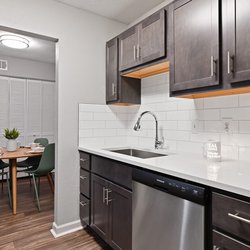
[56,0,167,24]
[0,31,56,64]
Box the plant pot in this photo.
[7,139,17,152]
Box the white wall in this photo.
[0,55,55,81]
[0,0,126,232]
[79,72,250,162]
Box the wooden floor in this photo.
[0,177,106,250]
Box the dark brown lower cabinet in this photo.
[91,174,132,250]
[213,230,250,250]
[80,194,90,226]
[91,174,109,241]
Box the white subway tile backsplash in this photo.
[203,109,220,120]
[93,129,116,137]
[239,121,250,133]
[204,95,238,109]
[79,120,106,129]
[239,93,250,107]
[79,112,93,121]
[79,72,250,161]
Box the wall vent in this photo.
[0,60,8,70]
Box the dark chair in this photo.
[24,143,55,211]
[0,160,12,208]
[17,138,49,181]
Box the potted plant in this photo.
[3,128,20,152]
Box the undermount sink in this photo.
[109,148,167,159]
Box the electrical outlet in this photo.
[221,117,233,133]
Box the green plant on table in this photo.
[3,128,20,140]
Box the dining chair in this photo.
[17,138,49,182]
[0,160,12,208]
[23,143,55,211]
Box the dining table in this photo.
[0,147,43,215]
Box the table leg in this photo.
[11,159,17,215]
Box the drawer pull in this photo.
[80,176,87,180]
[228,212,250,224]
[80,158,87,163]
[213,246,221,250]
[80,201,88,207]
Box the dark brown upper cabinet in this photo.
[106,38,141,105]
[223,0,250,87]
[119,26,139,71]
[106,38,118,103]
[119,9,166,72]
[169,0,219,94]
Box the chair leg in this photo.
[1,169,4,191]
[47,173,54,194]
[26,167,32,187]
[38,177,40,196]
[5,173,12,208]
[32,174,41,212]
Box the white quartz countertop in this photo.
[78,145,250,198]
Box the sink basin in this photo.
[109,148,167,159]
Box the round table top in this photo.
[0,147,43,160]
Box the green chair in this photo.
[17,138,49,169]
[0,160,12,208]
[34,138,49,147]
[24,143,55,211]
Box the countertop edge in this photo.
[78,146,250,198]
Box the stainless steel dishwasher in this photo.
[132,168,207,250]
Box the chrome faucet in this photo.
[134,111,164,149]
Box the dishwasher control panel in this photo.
[133,168,206,204]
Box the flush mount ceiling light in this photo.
[0,35,29,49]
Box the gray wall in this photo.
[0,55,55,81]
[0,0,126,234]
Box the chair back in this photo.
[34,143,55,176]
[34,138,49,147]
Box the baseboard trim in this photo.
[50,220,83,238]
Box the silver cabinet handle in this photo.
[80,158,87,163]
[133,45,137,61]
[106,189,112,205]
[80,176,87,180]
[227,51,231,74]
[80,201,88,207]
[227,51,234,75]
[103,187,107,204]
[111,83,116,96]
[213,246,221,250]
[137,44,140,60]
[228,212,250,224]
[211,56,217,77]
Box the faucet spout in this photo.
[133,111,164,149]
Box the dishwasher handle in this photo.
[132,168,206,205]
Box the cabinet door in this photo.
[223,0,250,85]
[119,26,139,71]
[91,174,109,241]
[106,38,118,102]
[213,230,250,250]
[139,9,166,64]
[169,0,219,93]
[108,181,132,250]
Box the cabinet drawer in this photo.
[212,192,250,243]
[80,168,90,198]
[92,155,132,189]
[213,230,250,250]
[79,151,90,171]
[80,194,90,226]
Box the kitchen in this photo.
[1,0,250,249]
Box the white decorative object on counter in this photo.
[204,141,221,161]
